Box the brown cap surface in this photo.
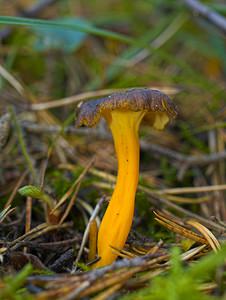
[76,88,178,127]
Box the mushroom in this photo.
[76,88,178,267]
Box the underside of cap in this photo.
[76,88,178,127]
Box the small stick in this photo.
[149,195,225,232]
[24,196,32,253]
[4,170,27,208]
[158,184,226,195]
[187,219,221,252]
[30,86,179,111]
[0,65,24,96]
[59,158,95,224]
[58,180,81,225]
[141,141,226,169]
[92,282,123,300]
[22,122,226,171]
[51,158,95,214]
[25,197,32,234]
[184,0,226,34]
[73,196,106,271]
[154,211,207,244]
[10,222,72,251]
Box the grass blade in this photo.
[0,16,133,44]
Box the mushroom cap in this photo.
[76,88,178,128]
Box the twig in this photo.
[184,0,226,34]
[52,158,96,214]
[154,211,207,244]
[181,245,206,261]
[91,178,225,232]
[9,222,72,251]
[59,158,95,224]
[73,196,106,271]
[158,184,226,195]
[24,196,32,253]
[0,65,25,96]
[187,219,221,252]
[68,254,168,299]
[8,223,48,249]
[90,168,222,202]
[92,282,123,300]
[141,141,226,168]
[0,206,16,224]
[3,236,80,249]
[31,89,118,110]
[22,122,226,171]
[4,170,27,208]
[22,121,110,139]
[30,86,179,111]
[147,193,225,232]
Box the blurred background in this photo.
[0,1,225,298]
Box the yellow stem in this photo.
[95,111,144,267]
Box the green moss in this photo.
[0,264,34,300]
[122,246,226,300]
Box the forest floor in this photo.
[0,1,225,299]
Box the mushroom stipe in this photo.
[76,88,178,267]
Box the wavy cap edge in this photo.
[75,88,178,127]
